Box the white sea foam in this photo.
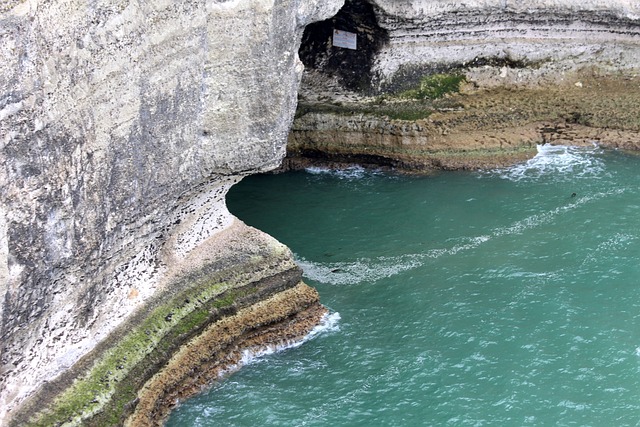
[297,237,494,285]
[303,311,341,341]
[580,232,636,267]
[300,147,616,284]
[297,187,625,286]
[296,254,423,285]
[493,187,625,238]
[488,144,606,182]
[557,400,590,411]
[422,235,491,259]
[217,312,341,377]
[305,165,381,180]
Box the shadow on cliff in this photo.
[298,0,389,93]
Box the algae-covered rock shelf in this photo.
[288,72,640,172]
[10,222,325,426]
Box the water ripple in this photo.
[297,187,626,286]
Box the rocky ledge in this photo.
[1,0,343,423]
[9,220,326,426]
[287,72,640,172]
[3,0,640,424]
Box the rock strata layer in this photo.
[290,73,640,172]
[3,0,640,424]
[9,221,325,426]
[371,0,640,90]
[128,282,326,427]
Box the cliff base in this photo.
[10,221,325,427]
[286,70,640,172]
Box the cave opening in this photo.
[298,0,388,93]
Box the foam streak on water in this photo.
[298,188,626,286]
[169,146,640,426]
[304,165,377,180]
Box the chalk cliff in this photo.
[0,0,342,424]
[371,0,640,89]
[291,0,640,171]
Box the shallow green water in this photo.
[167,145,640,426]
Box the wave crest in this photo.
[487,144,606,182]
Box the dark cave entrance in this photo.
[298,0,389,92]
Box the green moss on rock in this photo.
[399,73,467,100]
[17,247,301,427]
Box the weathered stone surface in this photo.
[298,0,640,94]
[3,0,639,423]
[126,281,327,427]
[292,0,640,171]
[8,220,324,426]
[289,73,640,172]
[372,0,640,89]
[0,0,343,422]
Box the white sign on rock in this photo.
[333,29,357,50]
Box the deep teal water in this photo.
[166,145,640,426]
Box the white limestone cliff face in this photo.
[370,0,640,88]
[373,0,640,17]
[0,0,343,421]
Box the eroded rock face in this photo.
[0,0,343,422]
[291,0,640,173]
[298,0,640,93]
[371,0,640,89]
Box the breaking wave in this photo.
[218,312,341,376]
[487,144,607,182]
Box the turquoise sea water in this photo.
[167,145,640,426]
